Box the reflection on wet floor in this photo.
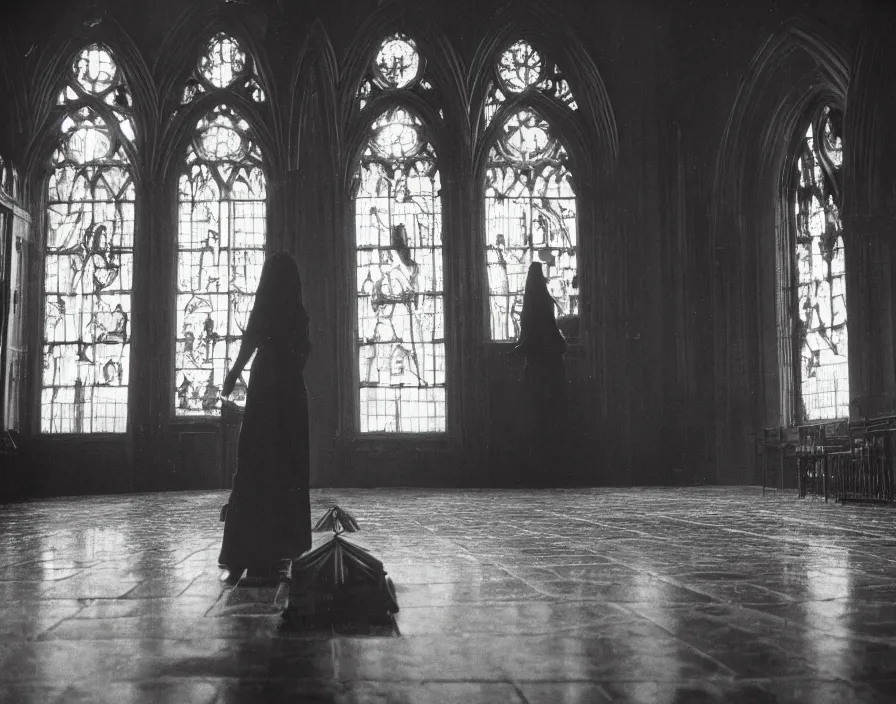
[1,486,895,702]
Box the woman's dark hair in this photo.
[519,262,565,353]
[246,251,308,342]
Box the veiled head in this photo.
[249,251,307,338]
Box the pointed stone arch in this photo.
[711,16,854,448]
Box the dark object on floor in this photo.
[312,505,360,533]
[284,506,399,624]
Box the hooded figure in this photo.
[516,262,569,477]
[218,251,312,582]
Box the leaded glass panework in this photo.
[357,34,423,110]
[182,34,265,105]
[793,106,848,421]
[373,36,420,89]
[42,45,135,433]
[353,106,445,433]
[484,39,577,129]
[485,109,577,341]
[498,40,545,93]
[175,103,266,416]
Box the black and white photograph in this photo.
[1,0,895,701]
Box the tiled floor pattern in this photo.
[1,487,895,702]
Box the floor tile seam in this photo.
[190,675,636,686]
[722,582,799,602]
[532,512,659,539]
[204,589,231,617]
[754,512,896,540]
[0,558,58,570]
[176,574,206,598]
[747,631,881,666]
[726,672,859,685]
[412,523,521,579]
[522,680,614,702]
[392,601,635,612]
[507,679,535,704]
[683,675,867,684]
[28,602,92,641]
[649,514,896,559]
[611,603,738,678]
[627,605,801,644]
[326,631,694,643]
[770,629,896,646]
[397,599,726,609]
[569,549,724,604]
[781,596,896,607]
[172,545,220,567]
[467,675,868,685]
[478,563,585,599]
[379,626,651,638]
[26,569,91,587]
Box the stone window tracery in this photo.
[174,35,267,416]
[42,45,136,433]
[352,36,446,433]
[484,40,578,341]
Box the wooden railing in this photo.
[793,415,896,505]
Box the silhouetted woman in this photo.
[218,251,312,582]
[516,262,569,479]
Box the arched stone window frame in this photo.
[161,29,276,420]
[780,101,848,423]
[712,18,852,434]
[342,32,450,437]
[37,42,141,434]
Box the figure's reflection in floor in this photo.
[278,613,401,638]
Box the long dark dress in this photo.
[518,263,569,478]
[218,254,312,571]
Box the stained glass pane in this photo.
[175,104,266,415]
[374,35,420,89]
[498,40,543,92]
[183,34,264,105]
[74,46,116,93]
[42,46,134,433]
[794,107,848,420]
[354,107,445,433]
[554,78,578,110]
[485,109,577,341]
[199,34,246,89]
[487,42,578,129]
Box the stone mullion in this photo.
[133,180,176,491]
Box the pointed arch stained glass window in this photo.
[484,40,578,341]
[42,45,136,433]
[484,39,577,129]
[182,33,265,105]
[353,106,445,433]
[485,108,577,341]
[792,106,848,421]
[174,94,266,414]
[357,34,423,110]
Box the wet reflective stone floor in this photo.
[1,487,895,703]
